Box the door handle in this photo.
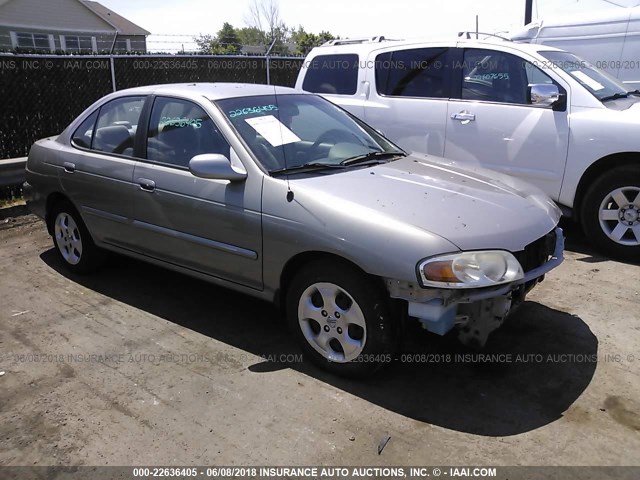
[363,81,371,100]
[138,178,156,192]
[451,111,476,124]
[63,162,75,173]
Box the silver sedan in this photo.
[24,83,563,377]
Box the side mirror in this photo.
[189,154,247,182]
[528,84,561,108]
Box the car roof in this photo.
[308,37,564,57]
[115,82,305,101]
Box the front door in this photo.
[130,96,263,290]
[444,48,570,199]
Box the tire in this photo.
[581,167,640,261]
[50,200,105,273]
[286,260,398,377]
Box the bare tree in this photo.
[244,0,287,44]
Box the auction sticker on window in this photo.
[245,115,300,147]
[572,71,605,91]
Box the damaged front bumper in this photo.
[386,227,564,347]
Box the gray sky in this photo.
[96,0,639,52]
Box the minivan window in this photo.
[375,48,449,98]
[539,50,629,101]
[302,54,359,95]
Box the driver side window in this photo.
[461,49,529,104]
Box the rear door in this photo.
[363,46,453,156]
[61,95,146,246]
[444,47,570,199]
[130,96,263,290]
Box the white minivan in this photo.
[295,36,640,261]
[510,5,640,90]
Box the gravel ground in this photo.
[0,213,639,468]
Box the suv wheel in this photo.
[286,261,397,377]
[582,167,640,261]
[51,200,105,273]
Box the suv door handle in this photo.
[63,162,75,173]
[451,111,476,124]
[138,178,156,192]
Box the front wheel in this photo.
[286,261,397,377]
[581,167,640,261]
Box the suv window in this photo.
[302,54,359,95]
[147,97,230,168]
[375,48,449,98]
[460,49,532,104]
[92,96,145,155]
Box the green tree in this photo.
[237,26,266,47]
[291,26,336,56]
[194,22,242,54]
[215,22,242,54]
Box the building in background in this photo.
[0,0,150,53]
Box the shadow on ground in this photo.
[41,246,598,437]
[560,218,639,266]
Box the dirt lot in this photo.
[0,211,639,468]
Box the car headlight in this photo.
[419,251,524,289]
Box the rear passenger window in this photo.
[71,110,98,149]
[376,48,450,98]
[93,96,145,156]
[146,97,230,168]
[302,54,359,95]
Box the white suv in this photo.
[296,36,640,261]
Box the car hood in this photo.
[289,154,561,252]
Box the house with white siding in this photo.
[0,0,150,53]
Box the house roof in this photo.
[80,0,150,35]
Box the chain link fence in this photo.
[0,54,304,162]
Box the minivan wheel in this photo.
[51,201,104,273]
[581,167,640,261]
[286,261,397,377]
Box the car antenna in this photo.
[272,83,294,202]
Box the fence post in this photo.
[110,56,116,92]
[266,57,270,85]
[265,38,277,85]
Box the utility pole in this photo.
[525,0,533,25]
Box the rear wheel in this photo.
[581,167,640,261]
[50,200,105,273]
[286,261,397,377]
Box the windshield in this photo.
[216,94,403,174]
[539,51,630,101]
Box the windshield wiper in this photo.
[340,151,406,166]
[627,89,640,96]
[600,92,629,102]
[270,162,348,175]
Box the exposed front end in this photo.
[387,228,564,347]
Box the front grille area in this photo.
[513,229,556,273]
